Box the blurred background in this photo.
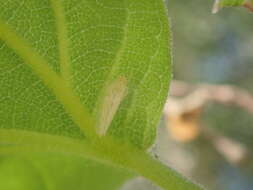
[122,0,253,190]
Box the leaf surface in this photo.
[0,0,202,189]
[0,154,131,190]
[0,0,171,148]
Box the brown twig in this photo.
[169,80,253,114]
[202,127,252,166]
[244,1,253,12]
[164,80,253,166]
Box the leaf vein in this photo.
[0,20,95,139]
[50,0,71,80]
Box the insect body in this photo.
[96,76,128,136]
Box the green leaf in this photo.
[0,0,201,189]
[0,154,132,190]
[0,0,171,149]
[212,0,253,13]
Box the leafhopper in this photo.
[96,76,128,136]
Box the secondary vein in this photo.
[50,0,70,80]
[0,129,98,160]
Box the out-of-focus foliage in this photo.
[167,0,252,86]
[212,0,253,14]
[167,0,253,145]
[160,1,253,190]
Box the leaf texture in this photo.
[0,1,202,190]
[0,154,131,190]
[0,0,171,149]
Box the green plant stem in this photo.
[0,129,202,190]
[91,137,202,190]
[124,151,201,190]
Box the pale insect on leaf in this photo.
[96,76,128,136]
